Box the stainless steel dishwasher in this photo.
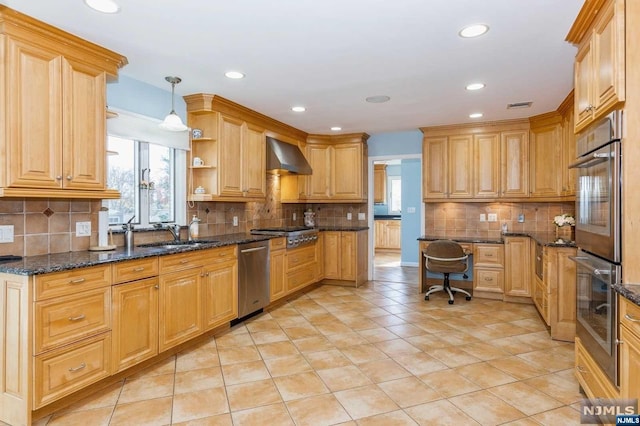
[237,240,270,320]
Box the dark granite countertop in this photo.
[318,226,369,232]
[614,284,640,307]
[417,231,576,247]
[374,215,401,220]
[0,233,271,276]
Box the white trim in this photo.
[368,154,424,281]
[108,107,190,151]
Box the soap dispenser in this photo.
[189,215,200,240]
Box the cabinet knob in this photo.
[66,175,73,180]
[56,175,62,181]
[154,285,159,289]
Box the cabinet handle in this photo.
[485,254,494,257]
[69,278,86,284]
[154,285,159,289]
[625,313,640,323]
[66,175,73,181]
[68,362,86,372]
[575,365,588,374]
[133,267,145,272]
[180,259,189,264]
[484,277,493,281]
[68,314,86,322]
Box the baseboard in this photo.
[400,262,418,267]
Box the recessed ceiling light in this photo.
[365,95,391,103]
[469,113,483,118]
[331,127,342,131]
[291,106,306,112]
[225,71,245,79]
[466,83,486,91]
[459,24,489,38]
[84,0,120,13]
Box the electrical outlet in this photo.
[346,212,352,221]
[358,212,366,221]
[407,207,416,213]
[75,221,91,237]
[518,213,525,223]
[233,216,239,227]
[0,225,14,243]
[293,212,297,221]
[479,214,486,222]
[487,213,498,222]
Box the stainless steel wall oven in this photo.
[569,110,622,388]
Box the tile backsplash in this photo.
[424,202,575,239]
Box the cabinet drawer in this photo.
[112,257,159,284]
[270,237,286,251]
[207,246,237,264]
[35,265,111,301]
[287,267,316,292]
[159,251,206,272]
[35,287,111,354]
[474,244,504,266]
[474,268,503,293]
[621,296,640,338]
[575,337,619,400]
[286,245,316,270]
[34,332,111,409]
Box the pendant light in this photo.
[159,76,188,132]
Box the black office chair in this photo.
[423,240,472,305]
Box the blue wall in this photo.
[107,75,187,121]
[368,130,422,156]
[401,159,421,265]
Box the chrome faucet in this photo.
[154,223,181,242]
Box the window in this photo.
[106,135,183,227]
[388,176,402,214]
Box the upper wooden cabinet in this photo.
[423,135,473,199]
[373,164,387,204]
[567,0,625,133]
[0,6,127,199]
[292,133,369,203]
[500,130,529,198]
[529,113,562,198]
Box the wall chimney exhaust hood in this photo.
[266,137,312,175]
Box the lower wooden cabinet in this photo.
[159,268,203,352]
[620,296,640,400]
[575,336,619,400]
[111,278,159,373]
[323,230,367,286]
[269,238,286,302]
[202,260,237,330]
[504,236,531,299]
[473,244,504,298]
[374,220,401,250]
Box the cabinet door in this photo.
[620,325,640,400]
[305,145,331,199]
[423,136,448,199]
[593,0,625,117]
[574,39,593,132]
[386,221,401,249]
[323,231,341,279]
[504,237,531,297]
[111,278,158,373]
[373,165,386,204]
[270,249,286,302]
[6,37,62,188]
[473,269,503,293]
[551,248,577,341]
[374,221,386,249]
[340,232,356,281]
[448,135,473,198]
[561,108,576,196]
[473,133,500,198]
[530,124,562,198]
[202,262,238,330]
[62,59,107,190]
[159,268,202,352]
[500,131,529,198]
[243,123,266,198]
[333,144,363,200]
[218,115,244,196]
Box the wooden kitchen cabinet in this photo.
[473,244,504,298]
[619,296,640,400]
[559,92,576,196]
[301,134,369,202]
[374,164,387,204]
[269,238,287,302]
[529,113,562,198]
[568,0,625,133]
[500,131,529,198]
[575,336,619,400]
[0,6,126,199]
[202,246,238,330]
[323,230,367,286]
[473,133,500,198]
[374,220,401,250]
[423,135,473,199]
[503,237,532,300]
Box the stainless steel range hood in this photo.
[266,137,312,175]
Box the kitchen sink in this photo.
[137,240,220,249]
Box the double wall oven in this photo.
[569,111,622,387]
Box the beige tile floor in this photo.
[28,256,583,426]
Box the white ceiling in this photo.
[4,0,583,135]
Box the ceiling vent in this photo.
[507,101,533,109]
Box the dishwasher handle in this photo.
[240,246,267,254]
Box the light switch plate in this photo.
[518,213,525,223]
[357,212,366,221]
[346,212,352,221]
[479,214,486,222]
[488,213,498,222]
[0,225,14,243]
[293,212,297,221]
[75,221,91,237]
[233,216,239,227]
[407,207,416,214]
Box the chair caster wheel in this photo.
[448,300,454,305]
[424,295,429,300]
[466,296,472,301]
